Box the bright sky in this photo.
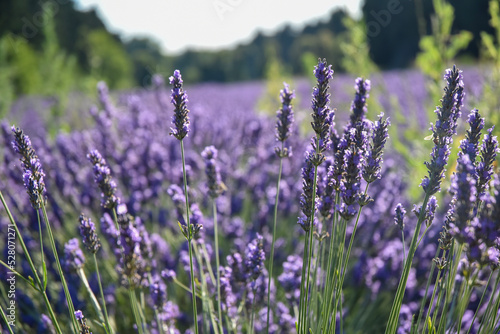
[75,0,362,55]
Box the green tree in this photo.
[84,29,133,89]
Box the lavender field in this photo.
[0,61,499,334]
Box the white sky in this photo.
[75,0,362,55]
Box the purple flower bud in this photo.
[311,59,334,158]
[394,203,406,231]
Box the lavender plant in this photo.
[1,59,499,334]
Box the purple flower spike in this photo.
[421,66,464,195]
[79,214,101,254]
[394,203,406,231]
[349,77,371,127]
[87,149,120,209]
[244,234,265,281]
[298,151,318,231]
[459,109,484,163]
[311,59,334,161]
[169,69,190,140]
[364,113,390,184]
[449,154,477,244]
[476,127,498,198]
[75,310,92,334]
[62,238,85,273]
[275,82,295,158]
[11,126,46,209]
[201,145,223,198]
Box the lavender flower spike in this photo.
[79,214,101,254]
[421,66,464,195]
[449,154,477,244]
[201,146,223,198]
[245,234,265,281]
[459,109,484,163]
[169,69,190,140]
[11,126,46,209]
[275,82,295,158]
[62,238,86,273]
[349,77,371,127]
[75,310,92,334]
[310,58,334,164]
[363,113,390,184]
[87,149,120,209]
[476,127,499,198]
[394,203,406,231]
[298,151,318,232]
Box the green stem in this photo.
[180,139,199,334]
[0,191,63,334]
[129,288,145,334]
[416,247,441,331]
[385,193,431,333]
[93,253,114,334]
[40,201,79,333]
[466,270,493,334]
[213,200,223,334]
[77,268,105,324]
[298,229,310,333]
[303,162,319,334]
[422,268,443,333]
[320,192,340,332]
[0,303,15,334]
[266,152,283,334]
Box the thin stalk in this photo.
[320,193,340,332]
[249,284,257,334]
[40,201,79,333]
[193,241,214,334]
[329,217,348,333]
[402,231,406,266]
[36,210,46,282]
[77,268,105,324]
[385,193,431,333]
[180,139,199,334]
[0,304,15,334]
[416,247,441,331]
[213,200,223,334]
[302,161,319,334]
[422,268,443,333]
[0,191,63,334]
[457,269,479,333]
[129,288,145,334]
[298,229,311,333]
[487,272,500,332]
[437,243,463,334]
[266,149,283,334]
[93,254,114,334]
[466,270,493,334]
